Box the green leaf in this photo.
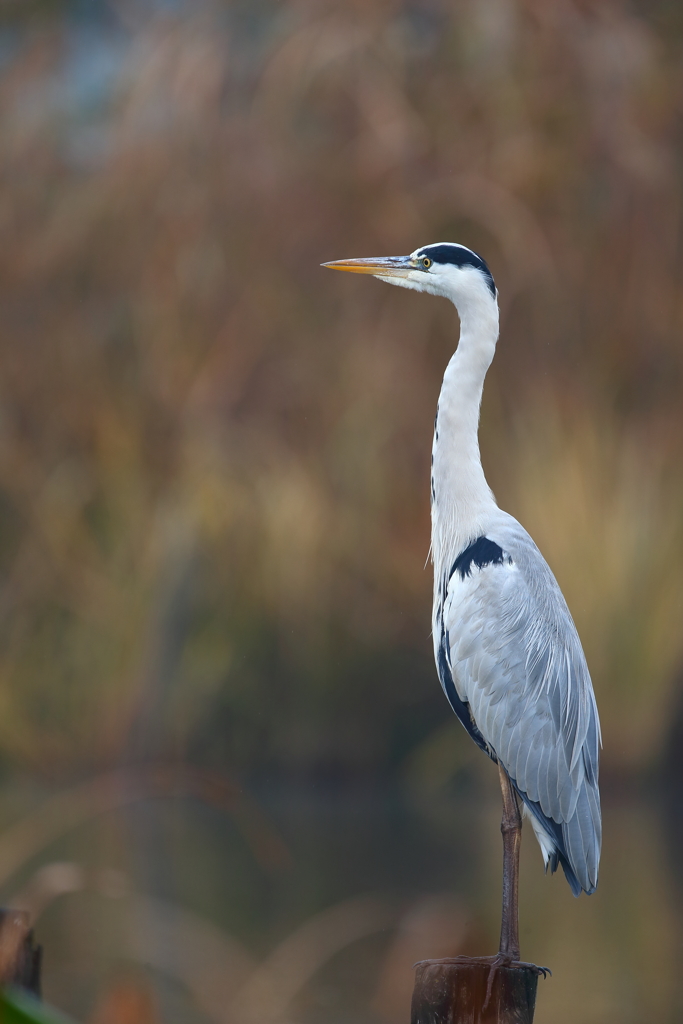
[0,989,77,1024]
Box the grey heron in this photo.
[323,243,601,968]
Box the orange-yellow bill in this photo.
[322,256,412,277]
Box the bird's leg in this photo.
[480,765,523,1012]
[428,765,547,1014]
[498,762,522,961]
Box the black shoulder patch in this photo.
[417,244,496,297]
[451,536,506,580]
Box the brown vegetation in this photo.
[0,0,681,779]
[0,2,682,1020]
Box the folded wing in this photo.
[436,519,601,895]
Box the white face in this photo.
[323,242,497,308]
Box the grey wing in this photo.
[440,523,601,895]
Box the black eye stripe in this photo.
[417,244,481,266]
[416,244,496,297]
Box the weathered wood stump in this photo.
[411,957,540,1024]
[0,910,42,997]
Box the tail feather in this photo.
[519,788,595,896]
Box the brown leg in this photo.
[479,764,524,1011]
[498,763,522,961]
[413,766,549,1019]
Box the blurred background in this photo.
[0,0,681,1021]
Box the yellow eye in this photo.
[421,256,432,269]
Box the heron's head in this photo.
[323,243,497,313]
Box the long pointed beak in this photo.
[322,255,412,278]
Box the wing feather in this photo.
[437,515,601,894]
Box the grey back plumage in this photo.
[434,511,601,895]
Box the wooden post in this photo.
[411,957,540,1024]
[0,910,42,997]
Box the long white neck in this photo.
[431,289,500,583]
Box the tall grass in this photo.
[0,0,680,776]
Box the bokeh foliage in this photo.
[0,0,681,780]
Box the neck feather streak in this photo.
[431,299,499,583]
